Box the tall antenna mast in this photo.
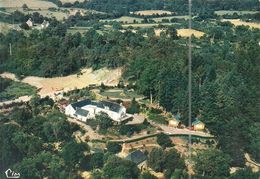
[188,0,192,179]
[9,43,12,56]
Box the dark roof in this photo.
[125,150,147,165]
[97,100,123,112]
[175,113,181,120]
[71,99,98,109]
[192,118,202,125]
[75,108,89,117]
[71,99,123,112]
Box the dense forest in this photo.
[71,0,260,15]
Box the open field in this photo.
[222,19,260,29]
[30,9,68,20]
[1,68,122,96]
[152,15,189,22]
[1,7,104,21]
[177,28,205,38]
[215,10,259,16]
[132,10,173,16]
[0,22,21,33]
[1,8,68,21]
[101,15,187,24]
[101,16,144,23]
[122,23,176,28]
[0,0,57,9]
[154,28,205,38]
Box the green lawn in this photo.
[100,89,143,100]
[148,113,167,125]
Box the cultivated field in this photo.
[0,68,122,96]
[152,15,189,22]
[177,28,205,38]
[0,0,57,9]
[101,16,144,23]
[154,28,205,38]
[215,10,259,16]
[222,19,260,29]
[132,10,173,16]
[30,10,68,20]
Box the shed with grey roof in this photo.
[125,150,147,165]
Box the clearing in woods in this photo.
[0,68,122,96]
[222,19,260,29]
[132,10,173,16]
[0,0,57,9]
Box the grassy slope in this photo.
[0,79,37,101]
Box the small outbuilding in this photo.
[41,20,50,28]
[168,118,180,127]
[26,18,33,27]
[125,150,147,165]
[192,118,205,131]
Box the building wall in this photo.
[65,105,75,117]
[74,114,88,122]
[65,103,127,122]
[194,123,205,131]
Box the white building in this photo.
[65,99,128,122]
[41,20,50,29]
[26,18,33,28]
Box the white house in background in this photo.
[65,99,128,122]
[41,20,50,29]
[26,18,33,27]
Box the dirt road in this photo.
[0,95,31,106]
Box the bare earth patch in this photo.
[1,67,122,96]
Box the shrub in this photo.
[107,142,122,154]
